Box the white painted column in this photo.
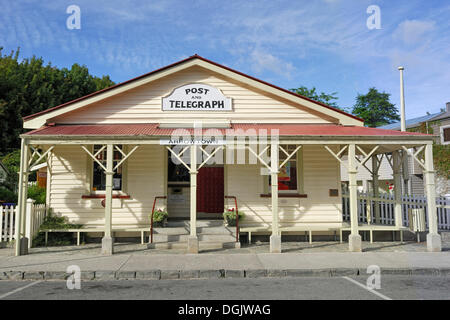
[393,151,403,229]
[424,143,441,251]
[270,141,281,253]
[188,145,199,253]
[15,139,30,256]
[348,144,362,252]
[372,156,380,224]
[101,144,114,255]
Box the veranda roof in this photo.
[24,123,430,137]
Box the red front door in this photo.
[197,167,224,213]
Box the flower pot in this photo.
[153,217,168,228]
[224,216,238,227]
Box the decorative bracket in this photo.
[355,145,379,170]
[166,146,192,172]
[402,145,426,170]
[28,145,54,172]
[247,145,271,170]
[279,145,302,170]
[198,146,224,170]
[324,145,349,170]
[113,145,139,171]
[82,145,107,172]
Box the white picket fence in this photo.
[0,205,16,242]
[342,192,450,231]
[0,200,47,247]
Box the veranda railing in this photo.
[342,192,450,231]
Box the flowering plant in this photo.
[151,209,168,226]
[223,208,244,226]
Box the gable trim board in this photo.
[23,55,364,129]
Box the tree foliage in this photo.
[0,149,20,192]
[0,48,115,154]
[433,144,450,180]
[351,87,400,127]
[290,86,341,110]
[407,121,450,179]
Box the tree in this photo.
[290,86,341,110]
[351,87,400,127]
[0,48,115,154]
[0,149,20,192]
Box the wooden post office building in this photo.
[15,55,442,255]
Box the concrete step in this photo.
[149,219,238,248]
[153,227,189,235]
[151,233,237,242]
[441,231,450,242]
[147,241,241,250]
[153,225,236,235]
[166,219,225,228]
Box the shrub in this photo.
[0,186,16,203]
[433,144,450,179]
[27,185,46,204]
[39,212,82,230]
[33,210,83,247]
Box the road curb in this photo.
[1,267,449,281]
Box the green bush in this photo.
[0,184,47,205]
[223,209,245,226]
[0,186,16,203]
[434,144,450,179]
[33,211,83,247]
[27,185,46,204]
[39,212,82,230]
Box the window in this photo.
[441,126,450,145]
[267,145,301,193]
[92,145,124,191]
[167,151,190,182]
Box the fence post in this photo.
[0,206,3,242]
[25,199,35,249]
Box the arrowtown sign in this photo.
[162,83,232,111]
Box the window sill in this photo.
[260,193,307,198]
[81,194,131,199]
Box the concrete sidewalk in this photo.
[0,242,449,280]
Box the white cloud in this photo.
[250,49,295,78]
[392,20,436,45]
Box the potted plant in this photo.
[223,208,244,227]
[152,209,168,227]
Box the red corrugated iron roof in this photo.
[24,123,430,137]
[22,54,363,123]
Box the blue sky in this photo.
[1,0,449,118]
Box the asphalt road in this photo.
[0,276,449,300]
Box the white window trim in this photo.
[88,145,128,194]
[265,146,303,194]
[440,125,450,145]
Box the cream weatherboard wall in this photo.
[48,145,165,230]
[50,66,337,125]
[226,146,342,229]
[48,144,343,231]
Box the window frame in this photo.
[87,144,128,195]
[263,145,304,194]
[440,125,450,145]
